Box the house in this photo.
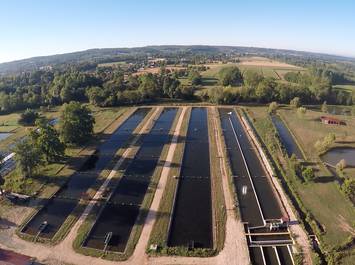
[320,116,342,125]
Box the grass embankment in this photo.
[148,108,190,251]
[73,107,185,260]
[207,107,227,253]
[14,107,135,243]
[245,105,355,265]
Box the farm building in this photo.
[320,116,342,125]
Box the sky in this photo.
[0,0,355,63]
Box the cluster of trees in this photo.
[13,102,94,178]
[199,67,346,105]
[1,61,354,113]
[0,66,201,113]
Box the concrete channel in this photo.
[219,108,294,265]
[21,108,151,239]
[83,107,178,253]
[168,107,213,249]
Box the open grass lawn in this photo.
[0,112,21,132]
[246,106,355,255]
[278,107,355,161]
[333,84,355,92]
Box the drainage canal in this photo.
[271,115,304,160]
[83,108,178,253]
[21,108,151,239]
[168,107,213,249]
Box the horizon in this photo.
[1,0,355,64]
[1,44,355,65]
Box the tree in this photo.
[290,97,301,108]
[321,101,328,113]
[18,109,40,126]
[60,101,95,145]
[138,73,159,99]
[256,79,276,102]
[342,178,355,201]
[243,70,264,88]
[218,66,243,86]
[302,166,315,182]
[268,102,278,114]
[297,107,307,119]
[13,138,43,178]
[188,70,202,85]
[31,119,65,162]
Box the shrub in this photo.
[302,166,315,182]
[18,109,40,126]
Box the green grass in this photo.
[333,84,355,92]
[245,105,355,264]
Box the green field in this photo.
[333,84,355,92]
[245,106,355,263]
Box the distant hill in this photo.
[1,45,354,75]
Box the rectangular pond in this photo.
[21,108,151,239]
[219,108,264,227]
[233,110,283,220]
[83,108,178,252]
[168,107,213,249]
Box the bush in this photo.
[218,66,243,86]
[290,97,301,108]
[268,101,278,114]
[18,109,39,126]
[302,166,315,182]
[297,107,307,118]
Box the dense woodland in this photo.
[0,46,355,113]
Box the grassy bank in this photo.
[245,105,355,264]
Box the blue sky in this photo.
[0,0,354,63]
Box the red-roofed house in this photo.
[320,116,341,125]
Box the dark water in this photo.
[321,147,355,167]
[249,247,264,265]
[228,109,283,220]
[263,247,279,265]
[0,132,12,142]
[271,115,304,160]
[277,246,294,265]
[21,108,150,238]
[84,108,178,252]
[168,107,213,249]
[219,109,292,265]
[219,109,264,227]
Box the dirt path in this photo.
[148,107,250,265]
[0,108,161,265]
